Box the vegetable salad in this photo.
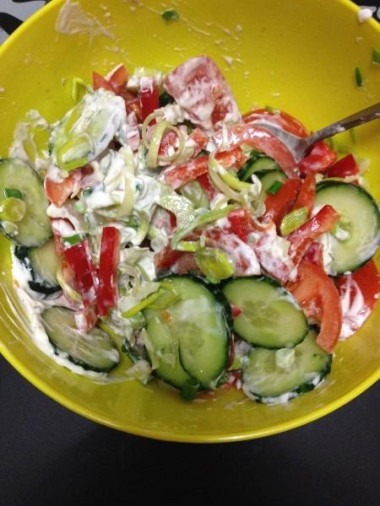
[2,55,380,403]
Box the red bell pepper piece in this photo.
[288,204,340,265]
[164,146,245,189]
[337,260,380,311]
[298,140,337,175]
[291,173,316,216]
[263,179,302,228]
[63,240,98,307]
[97,227,121,317]
[139,77,160,121]
[287,260,342,353]
[325,154,360,178]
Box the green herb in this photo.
[355,66,364,87]
[162,8,180,22]
[372,48,380,64]
[82,188,93,197]
[267,180,283,195]
[3,188,23,199]
[180,379,200,401]
[349,128,357,144]
[62,234,83,246]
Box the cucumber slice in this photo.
[316,181,380,275]
[0,158,51,246]
[15,239,61,295]
[239,155,279,182]
[242,330,332,403]
[222,277,308,348]
[144,276,230,389]
[41,307,119,372]
[144,315,192,389]
[256,169,287,195]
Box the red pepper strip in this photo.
[303,242,324,267]
[139,78,160,121]
[97,227,121,317]
[291,173,316,216]
[243,108,309,138]
[93,71,115,92]
[325,153,360,178]
[197,173,216,200]
[63,240,98,308]
[288,205,340,265]
[298,140,337,175]
[337,260,380,311]
[75,305,98,333]
[163,146,246,190]
[287,260,342,353]
[226,207,257,241]
[189,128,209,152]
[263,179,302,228]
[107,64,129,90]
[212,123,298,178]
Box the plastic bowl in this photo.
[1,0,380,443]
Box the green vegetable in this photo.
[372,48,380,64]
[355,66,364,87]
[62,234,83,246]
[0,197,26,222]
[280,206,308,236]
[267,180,283,195]
[3,188,23,199]
[194,248,235,283]
[162,9,180,22]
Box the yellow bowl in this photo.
[1,0,380,443]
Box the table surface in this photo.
[2,2,380,505]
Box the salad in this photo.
[2,55,380,403]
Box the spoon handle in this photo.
[307,101,380,145]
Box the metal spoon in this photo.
[252,102,380,163]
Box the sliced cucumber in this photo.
[256,169,287,196]
[14,239,61,295]
[242,330,332,403]
[144,276,230,389]
[239,155,279,182]
[41,307,119,372]
[316,181,380,274]
[0,158,51,246]
[144,315,192,389]
[222,277,308,348]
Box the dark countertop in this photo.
[2,2,380,505]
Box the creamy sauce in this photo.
[339,276,371,340]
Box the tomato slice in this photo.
[213,123,298,177]
[163,146,245,189]
[264,179,302,227]
[291,173,316,216]
[287,260,342,353]
[107,64,129,91]
[298,140,337,175]
[197,173,216,200]
[243,108,309,138]
[163,55,241,129]
[325,153,360,178]
[93,71,115,92]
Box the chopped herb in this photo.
[372,48,380,64]
[349,128,357,144]
[162,9,180,22]
[3,188,23,199]
[265,105,280,114]
[267,181,283,195]
[62,234,83,246]
[180,379,200,401]
[82,188,93,197]
[355,66,364,87]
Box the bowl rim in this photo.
[1,0,380,443]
